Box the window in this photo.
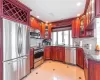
[64,31,69,45]
[52,30,73,46]
[58,31,63,45]
[70,30,73,45]
[52,32,57,45]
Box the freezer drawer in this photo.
[22,55,30,77]
[3,59,18,80]
[18,55,30,80]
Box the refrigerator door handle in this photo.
[17,24,23,55]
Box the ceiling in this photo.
[19,0,86,22]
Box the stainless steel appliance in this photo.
[3,18,30,80]
[65,48,76,65]
[30,29,40,38]
[34,49,44,68]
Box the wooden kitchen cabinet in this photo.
[58,47,65,62]
[41,23,52,39]
[44,46,51,60]
[88,59,100,80]
[76,48,84,69]
[72,20,76,38]
[48,24,52,39]
[95,0,100,17]
[30,17,41,30]
[72,18,80,38]
[30,48,34,69]
[51,46,58,61]
[44,46,65,62]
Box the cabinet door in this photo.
[75,18,80,37]
[58,47,65,62]
[94,63,100,80]
[48,24,52,39]
[54,47,59,61]
[72,19,80,38]
[30,48,34,69]
[96,0,100,17]
[44,47,51,60]
[80,49,84,68]
[72,20,76,38]
[41,23,45,38]
[76,48,84,68]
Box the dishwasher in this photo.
[70,48,76,65]
[65,48,76,65]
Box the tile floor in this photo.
[23,61,85,80]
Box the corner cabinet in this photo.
[41,23,52,39]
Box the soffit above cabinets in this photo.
[18,0,86,22]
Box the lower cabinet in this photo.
[58,47,65,62]
[76,48,84,68]
[44,46,51,60]
[44,46,65,62]
[30,48,34,69]
[88,59,100,80]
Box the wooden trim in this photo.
[52,18,75,28]
[84,0,90,14]
[30,15,44,23]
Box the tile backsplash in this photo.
[73,37,97,54]
[30,38,43,48]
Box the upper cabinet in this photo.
[0,0,31,25]
[72,18,80,38]
[72,15,94,38]
[95,0,100,17]
[30,18,52,39]
[41,23,52,39]
[30,17,41,30]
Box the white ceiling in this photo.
[19,0,86,22]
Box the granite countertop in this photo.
[45,45,81,48]
[85,51,100,61]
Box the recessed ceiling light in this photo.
[77,14,80,17]
[77,2,82,6]
[37,16,39,18]
[46,21,48,23]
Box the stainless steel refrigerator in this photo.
[3,18,30,80]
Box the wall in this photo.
[73,37,97,54]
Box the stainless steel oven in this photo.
[34,49,44,68]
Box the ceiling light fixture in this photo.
[37,16,39,18]
[77,14,80,17]
[77,2,82,6]
[46,21,48,23]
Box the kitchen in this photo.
[0,0,100,80]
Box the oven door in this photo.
[34,51,44,68]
